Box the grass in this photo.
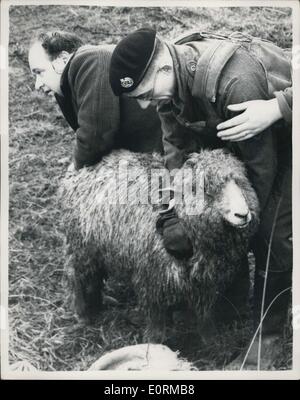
[7,5,292,371]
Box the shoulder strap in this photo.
[191,40,241,102]
[173,30,251,45]
[173,31,205,45]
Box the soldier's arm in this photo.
[220,76,279,211]
[274,87,292,124]
[70,50,120,169]
[217,84,292,140]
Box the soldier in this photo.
[109,28,292,369]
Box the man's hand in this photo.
[217,98,283,141]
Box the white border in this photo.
[1,0,300,380]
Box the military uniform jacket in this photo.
[55,45,162,169]
[158,38,292,210]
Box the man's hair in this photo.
[32,31,84,60]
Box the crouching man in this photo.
[28,31,163,170]
[109,28,292,369]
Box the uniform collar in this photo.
[164,42,197,106]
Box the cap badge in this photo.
[120,77,134,88]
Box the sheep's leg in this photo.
[143,307,169,344]
[215,257,250,326]
[63,238,107,323]
[196,315,218,345]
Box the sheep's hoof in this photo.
[75,313,98,326]
[74,294,118,325]
[74,297,103,325]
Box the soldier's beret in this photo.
[109,28,157,96]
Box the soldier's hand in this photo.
[216,99,283,142]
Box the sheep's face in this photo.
[216,179,252,228]
[181,150,259,231]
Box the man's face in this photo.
[28,42,64,96]
[126,46,176,109]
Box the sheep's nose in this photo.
[234,210,251,225]
[234,212,248,220]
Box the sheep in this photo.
[59,148,259,341]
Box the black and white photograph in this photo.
[1,0,299,379]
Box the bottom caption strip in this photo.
[104,383,196,397]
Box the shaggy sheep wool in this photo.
[59,149,259,339]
